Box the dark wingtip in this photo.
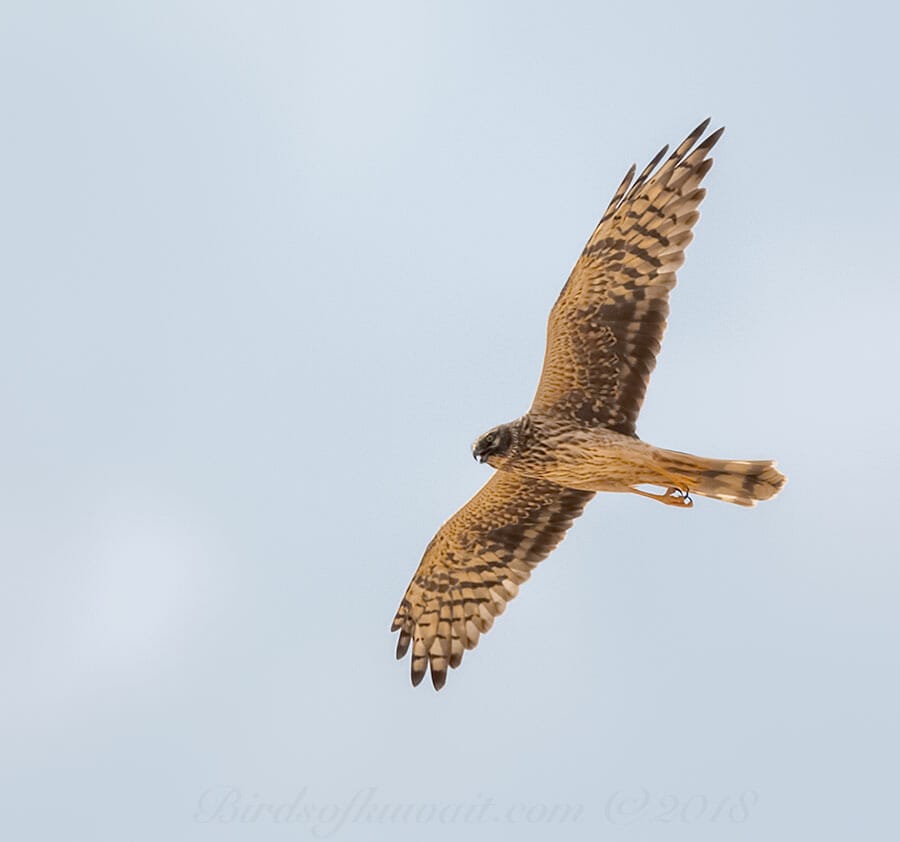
[431,668,447,691]
[692,116,712,137]
[395,630,411,659]
[698,125,725,153]
[649,144,669,169]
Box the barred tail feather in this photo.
[653,449,786,507]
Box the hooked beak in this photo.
[472,445,487,464]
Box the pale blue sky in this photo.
[2,1,898,839]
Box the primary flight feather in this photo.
[392,120,785,690]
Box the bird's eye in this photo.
[484,434,494,444]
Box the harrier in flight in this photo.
[392,120,785,690]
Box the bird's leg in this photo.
[630,486,693,508]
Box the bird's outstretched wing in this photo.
[392,472,593,690]
[531,119,723,436]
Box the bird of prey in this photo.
[392,120,785,690]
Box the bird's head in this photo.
[472,424,514,466]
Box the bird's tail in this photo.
[652,448,786,507]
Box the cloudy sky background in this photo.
[2,1,898,839]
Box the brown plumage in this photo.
[392,473,593,690]
[393,120,786,689]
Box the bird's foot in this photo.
[630,485,693,508]
[664,486,693,507]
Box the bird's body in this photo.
[478,414,783,505]
[392,120,786,690]
[480,414,664,493]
